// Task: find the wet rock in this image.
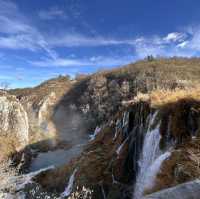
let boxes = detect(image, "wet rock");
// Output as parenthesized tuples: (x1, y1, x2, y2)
(146, 137, 200, 194)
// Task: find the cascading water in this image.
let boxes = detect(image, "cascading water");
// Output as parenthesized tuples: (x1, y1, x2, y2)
(133, 111, 171, 199)
(116, 136, 129, 155)
(0, 166, 55, 193)
(61, 169, 77, 198)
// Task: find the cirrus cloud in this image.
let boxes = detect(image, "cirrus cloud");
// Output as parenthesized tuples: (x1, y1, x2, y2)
(38, 7, 67, 20)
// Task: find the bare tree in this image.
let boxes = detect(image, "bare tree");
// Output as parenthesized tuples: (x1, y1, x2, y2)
(0, 82, 10, 90)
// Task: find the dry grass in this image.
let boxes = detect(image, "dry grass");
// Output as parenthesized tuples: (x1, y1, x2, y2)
(133, 86, 200, 107)
(133, 86, 200, 145)
(0, 135, 21, 161)
(150, 86, 200, 108)
(9, 76, 72, 107)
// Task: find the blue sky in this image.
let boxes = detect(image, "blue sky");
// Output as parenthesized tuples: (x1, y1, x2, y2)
(1, 0, 200, 88)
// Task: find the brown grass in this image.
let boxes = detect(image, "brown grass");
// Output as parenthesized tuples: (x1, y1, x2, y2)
(133, 86, 200, 146)
(150, 87, 200, 108)
(0, 135, 20, 161)
(9, 76, 72, 107)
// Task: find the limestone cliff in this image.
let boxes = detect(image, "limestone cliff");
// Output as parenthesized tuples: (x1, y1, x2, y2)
(1, 58, 200, 199)
(0, 91, 29, 160)
(10, 76, 73, 150)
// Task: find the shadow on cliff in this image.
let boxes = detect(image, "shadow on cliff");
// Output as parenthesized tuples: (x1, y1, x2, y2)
(51, 77, 93, 146)
(154, 98, 200, 148)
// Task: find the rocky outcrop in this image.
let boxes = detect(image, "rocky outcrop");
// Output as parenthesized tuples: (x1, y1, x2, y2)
(2, 59, 200, 198)
(22, 91, 58, 148)
(18, 94, 200, 199)
(10, 76, 73, 150)
(0, 93, 29, 159)
(31, 101, 152, 198)
(144, 137, 200, 195)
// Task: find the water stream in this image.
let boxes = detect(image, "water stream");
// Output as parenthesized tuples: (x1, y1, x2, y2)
(61, 168, 77, 198)
(30, 145, 83, 172)
(133, 112, 171, 199)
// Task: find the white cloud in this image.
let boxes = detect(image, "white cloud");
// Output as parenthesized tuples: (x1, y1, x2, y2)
(30, 27, 200, 67)
(0, 34, 36, 50)
(46, 31, 194, 59)
(163, 32, 186, 43)
(177, 41, 189, 48)
(167, 26, 200, 55)
(38, 7, 67, 20)
(31, 58, 89, 67)
(133, 36, 164, 58)
(1, 0, 200, 69)
(30, 55, 134, 67)
(48, 34, 135, 47)
(0, 0, 58, 59)
(0, 16, 31, 34)
(47, 32, 189, 49)
(0, 1, 30, 34)
(185, 27, 200, 51)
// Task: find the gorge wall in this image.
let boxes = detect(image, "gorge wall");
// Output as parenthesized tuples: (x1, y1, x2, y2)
(1, 58, 200, 198)
(0, 91, 29, 160)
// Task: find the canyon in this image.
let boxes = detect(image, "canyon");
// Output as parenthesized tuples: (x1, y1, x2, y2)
(1, 58, 200, 198)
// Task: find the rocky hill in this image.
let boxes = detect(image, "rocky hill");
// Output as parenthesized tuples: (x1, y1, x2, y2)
(10, 76, 74, 150)
(1, 58, 200, 199)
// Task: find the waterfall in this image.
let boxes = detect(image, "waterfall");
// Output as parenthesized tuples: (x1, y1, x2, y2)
(61, 169, 77, 198)
(101, 184, 107, 199)
(116, 136, 129, 155)
(144, 152, 171, 190)
(89, 126, 101, 141)
(2, 166, 55, 191)
(133, 111, 170, 199)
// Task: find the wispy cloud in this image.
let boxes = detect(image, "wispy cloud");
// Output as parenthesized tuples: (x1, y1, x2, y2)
(30, 55, 134, 67)
(0, 0, 57, 59)
(29, 28, 200, 68)
(2, 0, 200, 71)
(46, 30, 197, 58)
(30, 58, 89, 67)
(0, 0, 31, 34)
(163, 32, 187, 43)
(48, 33, 135, 47)
(38, 7, 67, 20)
(131, 31, 196, 58)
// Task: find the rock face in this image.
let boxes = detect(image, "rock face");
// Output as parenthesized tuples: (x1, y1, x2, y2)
(0, 93, 29, 154)
(7, 89, 200, 199)
(32, 101, 152, 198)
(22, 91, 58, 147)
(10, 76, 73, 150)
(2, 59, 200, 198)
(143, 180, 200, 199)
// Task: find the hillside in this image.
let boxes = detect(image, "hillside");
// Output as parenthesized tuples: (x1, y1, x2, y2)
(10, 76, 73, 104)
(0, 58, 200, 199)
(59, 58, 200, 129)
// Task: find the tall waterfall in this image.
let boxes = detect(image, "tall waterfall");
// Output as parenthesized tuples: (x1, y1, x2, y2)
(133, 112, 170, 199)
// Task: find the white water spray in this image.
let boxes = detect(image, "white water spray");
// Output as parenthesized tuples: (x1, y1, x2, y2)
(3, 166, 55, 191)
(89, 126, 101, 141)
(61, 169, 77, 198)
(116, 136, 129, 155)
(133, 112, 171, 199)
